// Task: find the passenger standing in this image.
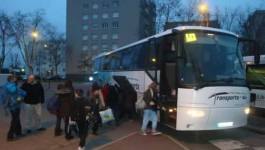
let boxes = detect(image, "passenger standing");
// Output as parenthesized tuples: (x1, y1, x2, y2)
(90, 83, 105, 135)
(141, 82, 161, 135)
(102, 83, 109, 106)
(57, 80, 75, 139)
(54, 84, 64, 136)
(21, 75, 45, 133)
(3, 75, 26, 141)
(120, 88, 137, 120)
(108, 85, 120, 125)
(71, 89, 92, 150)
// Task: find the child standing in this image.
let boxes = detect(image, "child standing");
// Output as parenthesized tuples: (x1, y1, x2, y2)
(71, 89, 92, 150)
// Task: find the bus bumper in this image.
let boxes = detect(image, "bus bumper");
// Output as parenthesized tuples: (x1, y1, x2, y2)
(176, 107, 249, 131)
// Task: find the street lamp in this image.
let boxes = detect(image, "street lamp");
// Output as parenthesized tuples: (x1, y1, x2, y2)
(31, 31, 39, 40)
(198, 3, 209, 27)
(198, 3, 208, 14)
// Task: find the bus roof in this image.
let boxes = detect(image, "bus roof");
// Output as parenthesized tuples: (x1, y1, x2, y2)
(93, 26, 238, 60)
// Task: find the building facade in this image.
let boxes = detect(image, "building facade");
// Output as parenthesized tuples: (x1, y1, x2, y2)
(66, 0, 156, 79)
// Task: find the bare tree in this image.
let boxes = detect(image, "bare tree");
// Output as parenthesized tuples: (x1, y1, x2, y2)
(10, 10, 45, 73)
(179, 0, 199, 22)
(155, 0, 182, 32)
(9, 53, 21, 69)
(0, 11, 13, 70)
(44, 25, 65, 76)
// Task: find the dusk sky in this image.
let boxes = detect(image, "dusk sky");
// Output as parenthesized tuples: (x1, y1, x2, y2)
(0, 0, 264, 33)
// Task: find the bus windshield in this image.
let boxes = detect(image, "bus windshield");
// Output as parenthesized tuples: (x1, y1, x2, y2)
(182, 31, 245, 86)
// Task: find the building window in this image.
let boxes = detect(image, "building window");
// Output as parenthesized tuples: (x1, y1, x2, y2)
(112, 44, 118, 49)
(82, 15, 89, 20)
(92, 4, 99, 9)
(112, 22, 119, 28)
(92, 34, 98, 40)
(102, 44, 108, 49)
(102, 3, 109, 9)
(83, 3, 89, 9)
(112, 34, 119, 39)
(113, 1, 119, 7)
(102, 34, 108, 40)
(82, 45, 88, 51)
(82, 35, 88, 40)
(102, 23, 108, 29)
(113, 12, 119, 18)
(92, 14, 98, 19)
(83, 25, 88, 30)
(102, 13, 109, 19)
(92, 23, 99, 29)
(92, 45, 98, 50)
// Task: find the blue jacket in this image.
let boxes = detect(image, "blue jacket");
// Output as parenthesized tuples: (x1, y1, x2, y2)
(0, 82, 26, 111)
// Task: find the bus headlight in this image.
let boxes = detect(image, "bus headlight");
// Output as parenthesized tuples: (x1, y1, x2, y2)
(244, 107, 250, 115)
(187, 109, 205, 118)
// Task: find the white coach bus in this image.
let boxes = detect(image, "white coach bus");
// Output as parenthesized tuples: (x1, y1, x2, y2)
(92, 26, 250, 131)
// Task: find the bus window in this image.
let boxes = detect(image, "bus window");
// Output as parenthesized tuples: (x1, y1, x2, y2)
(110, 53, 120, 70)
(121, 49, 133, 70)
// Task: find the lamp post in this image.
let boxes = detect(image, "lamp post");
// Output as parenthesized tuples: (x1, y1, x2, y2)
(29, 30, 39, 74)
(198, 3, 209, 27)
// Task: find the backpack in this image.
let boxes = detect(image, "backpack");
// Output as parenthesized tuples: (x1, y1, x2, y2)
(47, 95, 60, 115)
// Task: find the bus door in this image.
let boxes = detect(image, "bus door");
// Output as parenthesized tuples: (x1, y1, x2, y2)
(159, 36, 178, 128)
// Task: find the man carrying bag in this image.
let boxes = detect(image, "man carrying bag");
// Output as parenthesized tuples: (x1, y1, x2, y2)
(141, 82, 161, 136)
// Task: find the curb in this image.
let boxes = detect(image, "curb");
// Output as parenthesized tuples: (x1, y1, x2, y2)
(245, 125, 265, 134)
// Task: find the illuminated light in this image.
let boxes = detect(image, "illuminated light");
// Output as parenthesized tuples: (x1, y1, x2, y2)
(21, 68, 25, 72)
(44, 44, 48, 48)
(31, 31, 39, 39)
(174, 108, 177, 111)
(218, 122, 233, 128)
(185, 33, 197, 43)
(169, 109, 174, 113)
(89, 76, 94, 81)
(198, 3, 208, 14)
(187, 109, 205, 118)
(151, 58, 156, 63)
(207, 33, 214, 36)
(244, 107, 250, 115)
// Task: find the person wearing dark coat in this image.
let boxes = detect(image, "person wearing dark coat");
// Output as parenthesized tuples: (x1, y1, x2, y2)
(56, 80, 75, 140)
(107, 85, 120, 125)
(21, 75, 45, 133)
(54, 84, 64, 136)
(70, 89, 92, 150)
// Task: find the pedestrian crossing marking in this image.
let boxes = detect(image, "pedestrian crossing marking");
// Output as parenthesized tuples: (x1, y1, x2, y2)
(209, 139, 248, 150)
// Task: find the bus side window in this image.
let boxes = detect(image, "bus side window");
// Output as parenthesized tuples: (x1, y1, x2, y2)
(110, 53, 120, 70)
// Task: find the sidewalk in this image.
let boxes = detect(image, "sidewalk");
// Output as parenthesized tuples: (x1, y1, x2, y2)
(246, 115, 265, 134)
(0, 119, 186, 150)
